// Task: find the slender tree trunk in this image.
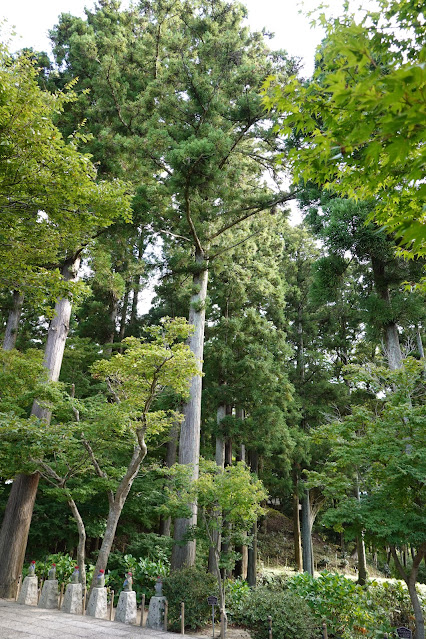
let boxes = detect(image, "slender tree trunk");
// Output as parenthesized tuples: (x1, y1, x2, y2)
(0, 257, 80, 598)
(416, 327, 424, 359)
(208, 406, 226, 574)
(247, 450, 258, 587)
(159, 418, 180, 537)
(171, 252, 208, 570)
(391, 543, 426, 639)
(234, 411, 248, 579)
(3, 291, 24, 350)
(90, 440, 147, 591)
(293, 470, 303, 572)
(301, 489, 313, 575)
(118, 284, 131, 345)
(68, 498, 87, 590)
(354, 480, 368, 585)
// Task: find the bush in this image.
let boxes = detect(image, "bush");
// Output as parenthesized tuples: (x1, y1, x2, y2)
(286, 571, 407, 639)
(232, 585, 319, 639)
(23, 553, 77, 584)
(107, 552, 169, 604)
(162, 566, 217, 631)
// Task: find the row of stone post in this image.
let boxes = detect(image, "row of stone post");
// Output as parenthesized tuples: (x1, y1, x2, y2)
(17, 562, 166, 628)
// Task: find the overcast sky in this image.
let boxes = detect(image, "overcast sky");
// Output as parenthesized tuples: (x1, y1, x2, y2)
(2, 0, 352, 76)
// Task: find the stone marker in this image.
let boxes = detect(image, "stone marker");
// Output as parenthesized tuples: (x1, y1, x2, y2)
(115, 574, 137, 625)
(146, 579, 166, 631)
(396, 628, 412, 639)
(62, 567, 83, 615)
(17, 561, 38, 606)
(87, 569, 108, 619)
(38, 564, 58, 609)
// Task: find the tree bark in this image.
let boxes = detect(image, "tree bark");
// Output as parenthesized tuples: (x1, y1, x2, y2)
(293, 473, 303, 572)
(354, 479, 368, 585)
(0, 257, 80, 598)
(118, 283, 131, 345)
(416, 327, 424, 359)
(68, 498, 87, 590)
(3, 291, 24, 351)
(371, 256, 403, 370)
(208, 406, 226, 574)
(247, 450, 258, 587)
(171, 252, 208, 570)
(90, 438, 147, 591)
(301, 489, 314, 575)
(391, 543, 426, 639)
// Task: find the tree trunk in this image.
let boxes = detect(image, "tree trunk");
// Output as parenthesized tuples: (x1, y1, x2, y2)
(118, 284, 131, 345)
(301, 489, 313, 575)
(32, 257, 81, 421)
(90, 440, 147, 590)
(3, 291, 24, 350)
(416, 327, 424, 359)
(208, 406, 226, 574)
(159, 418, 180, 537)
(371, 256, 403, 370)
(68, 498, 87, 590)
(0, 257, 80, 598)
(171, 253, 208, 570)
(293, 471, 303, 572)
(391, 543, 426, 639)
(354, 480, 368, 585)
(247, 450, 258, 587)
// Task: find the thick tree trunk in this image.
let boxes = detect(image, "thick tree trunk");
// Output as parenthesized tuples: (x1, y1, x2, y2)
(391, 544, 426, 639)
(171, 253, 208, 570)
(68, 498, 87, 590)
(293, 481, 303, 572)
(371, 256, 403, 371)
(0, 474, 39, 598)
(301, 489, 314, 575)
(159, 418, 180, 537)
(3, 291, 24, 350)
(0, 257, 80, 598)
(32, 258, 81, 421)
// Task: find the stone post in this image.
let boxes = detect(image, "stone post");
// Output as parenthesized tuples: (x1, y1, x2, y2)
(86, 569, 108, 619)
(38, 564, 58, 609)
(17, 561, 38, 606)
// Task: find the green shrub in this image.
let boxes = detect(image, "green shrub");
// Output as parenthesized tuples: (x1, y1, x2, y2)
(286, 571, 396, 638)
(107, 552, 169, 604)
(233, 585, 319, 639)
(162, 566, 217, 631)
(23, 553, 77, 584)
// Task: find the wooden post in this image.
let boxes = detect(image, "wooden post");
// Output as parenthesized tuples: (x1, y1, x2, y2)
(15, 575, 22, 601)
(322, 621, 328, 639)
(181, 601, 185, 634)
(268, 615, 272, 639)
(164, 600, 168, 631)
(109, 590, 114, 621)
(140, 594, 145, 626)
(58, 583, 65, 609)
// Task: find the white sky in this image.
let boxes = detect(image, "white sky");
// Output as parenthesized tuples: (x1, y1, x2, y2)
(1, 0, 352, 76)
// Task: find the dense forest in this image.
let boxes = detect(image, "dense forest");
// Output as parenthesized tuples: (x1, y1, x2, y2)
(0, 1, 425, 638)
